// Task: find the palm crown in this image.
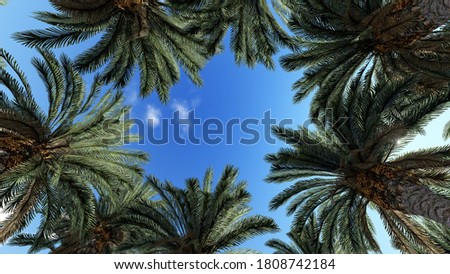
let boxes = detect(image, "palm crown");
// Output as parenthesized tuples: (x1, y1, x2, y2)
(266, 76, 450, 253)
(278, 0, 450, 118)
(0, 49, 147, 245)
(121, 166, 279, 254)
(13, 0, 212, 103)
(10, 184, 152, 254)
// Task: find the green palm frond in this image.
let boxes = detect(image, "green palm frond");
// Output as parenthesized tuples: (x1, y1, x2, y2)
(377, 209, 443, 254)
(120, 166, 279, 254)
(444, 120, 450, 140)
(13, 0, 211, 103)
(0, 49, 148, 244)
(266, 214, 327, 254)
(420, 218, 450, 253)
(172, 0, 295, 69)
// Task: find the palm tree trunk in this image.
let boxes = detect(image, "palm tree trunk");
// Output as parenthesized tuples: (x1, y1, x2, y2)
(354, 165, 450, 228)
(397, 181, 450, 228)
(416, 0, 450, 27)
(0, 137, 35, 172)
(50, 0, 111, 11)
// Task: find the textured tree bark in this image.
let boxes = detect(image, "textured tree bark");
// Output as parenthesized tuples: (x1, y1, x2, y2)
(50, 0, 111, 11)
(0, 137, 35, 172)
(397, 182, 450, 228)
(416, 0, 450, 27)
(352, 165, 450, 228)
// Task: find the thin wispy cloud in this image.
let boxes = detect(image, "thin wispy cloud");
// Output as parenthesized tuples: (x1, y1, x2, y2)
(171, 98, 201, 117)
(170, 100, 198, 137)
(171, 100, 190, 119)
(146, 104, 162, 127)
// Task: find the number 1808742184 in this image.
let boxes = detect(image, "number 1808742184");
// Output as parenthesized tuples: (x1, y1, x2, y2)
(256, 258, 336, 270)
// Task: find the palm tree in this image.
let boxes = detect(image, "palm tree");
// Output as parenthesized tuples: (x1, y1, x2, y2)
(121, 166, 279, 253)
(278, 0, 450, 118)
(13, 0, 212, 103)
(0, 49, 147, 244)
(266, 76, 450, 253)
(172, 0, 295, 69)
(9, 184, 152, 254)
(266, 214, 329, 254)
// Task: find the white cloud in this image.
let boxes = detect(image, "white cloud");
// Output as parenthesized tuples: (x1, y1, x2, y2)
(171, 100, 193, 137)
(146, 105, 162, 127)
(171, 100, 190, 119)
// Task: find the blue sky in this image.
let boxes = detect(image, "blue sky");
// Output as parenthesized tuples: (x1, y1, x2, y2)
(1, 0, 450, 254)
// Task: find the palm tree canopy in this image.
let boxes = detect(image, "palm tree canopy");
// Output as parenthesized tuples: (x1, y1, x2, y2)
(0, 49, 147, 245)
(278, 0, 450, 118)
(173, 0, 296, 69)
(9, 184, 153, 254)
(13, 0, 212, 103)
(121, 165, 279, 254)
(266, 76, 450, 253)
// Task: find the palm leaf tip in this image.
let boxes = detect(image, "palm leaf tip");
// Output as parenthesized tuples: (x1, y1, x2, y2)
(443, 120, 450, 140)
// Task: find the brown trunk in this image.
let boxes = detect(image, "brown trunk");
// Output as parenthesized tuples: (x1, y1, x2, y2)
(362, 1, 435, 53)
(352, 164, 450, 228)
(0, 136, 70, 173)
(0, 137, 35, 172)
(353, 164, 403, 210)
(415, 0, 450, 27)
(93, 221, 111, 253)
(115, 0, 150, 38)
(115, 0, 145, 10)
(398, 182, 450, 228)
